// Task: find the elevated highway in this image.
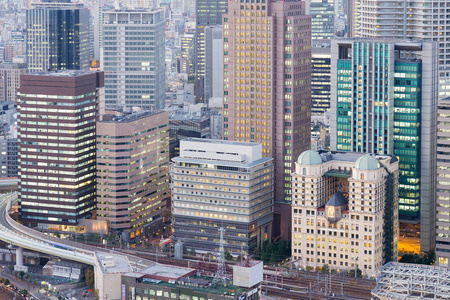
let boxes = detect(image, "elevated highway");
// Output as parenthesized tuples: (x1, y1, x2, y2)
(0, 193, 152, 268)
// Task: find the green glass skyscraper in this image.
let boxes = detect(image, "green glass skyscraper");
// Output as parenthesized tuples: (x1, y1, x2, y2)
(330, 40, 438, 252)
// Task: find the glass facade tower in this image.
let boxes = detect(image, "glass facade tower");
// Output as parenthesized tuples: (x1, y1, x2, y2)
(26, 1, 90, 73)
(330, 40, 438, 252)
(195, 0, 228, 102)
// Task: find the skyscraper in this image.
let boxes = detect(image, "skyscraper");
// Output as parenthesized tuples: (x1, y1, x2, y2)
(353, 0, 450, 98)
(204, 25, 223, 106)
(222, 0, 311, 240)
(26, 0, 90, 73)
(0, 63, 26, 103)
(195, 0, 228, 102)
(311, 46, 331, 115)
(305, 0, 335, 40)
(18, 70, 104, 228)
(330, 39, 438, 252)
(96, 110, 170, 238)
(437, 96, 450, 266)
(102, 10, 165, 110)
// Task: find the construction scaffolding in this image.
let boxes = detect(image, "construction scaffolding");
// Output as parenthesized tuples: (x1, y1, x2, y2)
(372, 262, 450, 300)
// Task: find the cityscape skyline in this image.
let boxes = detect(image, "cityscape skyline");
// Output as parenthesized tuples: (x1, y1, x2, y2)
(0, 0, 447, 298)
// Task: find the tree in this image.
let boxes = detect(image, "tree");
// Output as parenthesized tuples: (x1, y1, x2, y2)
(224, 251, 233, 261)
(19, 270, 25, 281)
(85, 266, 95, 288)
(8, 265, 13, 274)
(20, 289, 27, 297)
(321, 264, 330, 274)
(253, 247, 261, 260)
(4, 278, 9, 286)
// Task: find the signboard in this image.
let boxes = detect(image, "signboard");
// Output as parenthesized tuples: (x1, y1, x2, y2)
(122, 284, 126, 300)
(239, 295, 246, 300)
(247, 288, 258, 296)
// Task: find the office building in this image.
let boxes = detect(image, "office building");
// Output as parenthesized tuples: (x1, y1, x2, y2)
(17, 70, 104, 229)
(437, 96, 450, 266)
(96, 110, 170, 238)
(354, 0, 450, 98)
(102, 10, 165, 110)
(330, 39, 438, 252)
(26, 0, 90, 73)
(180, 33, 195, 76)
(121, 262, 261, 300)
(171, 138, 273, 255)
(311, 46, 331, 115)
(292, 151, 399, 277)
(167, 105, 211, 158)
(305, 0, 335, 40)
(0, 138, 18, 178)
(204, 25, 223, 106)
(195, 0, 228, 102)
(222, 0, 311, 240)
(0, 63, 26, 103)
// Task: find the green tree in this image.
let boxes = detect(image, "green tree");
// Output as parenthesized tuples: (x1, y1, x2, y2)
(224, 251, 233, 261)
(253, 247, 261, 260)
(19, 270, 25, 281)
(85, 266, 95, 288)
(321, 264, 330, 274)
(4, 278, 9, 285)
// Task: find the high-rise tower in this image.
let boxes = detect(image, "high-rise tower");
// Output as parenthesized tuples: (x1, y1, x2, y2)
(330, 39, 438, 252)
(195, 0, 228, 102)
(354, 0, 450, 99)
(101, 10, 165, 110)
(18, 70, 104, 228)
(26, 0, 90, 73)
(222, 0, 311, 240)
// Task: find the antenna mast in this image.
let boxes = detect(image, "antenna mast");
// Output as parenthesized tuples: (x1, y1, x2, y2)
(212, 227, 228, 285)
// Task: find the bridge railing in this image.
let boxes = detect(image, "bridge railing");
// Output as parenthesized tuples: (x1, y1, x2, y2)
(5, 194, 98, 253)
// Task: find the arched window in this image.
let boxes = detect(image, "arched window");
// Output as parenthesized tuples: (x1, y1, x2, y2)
(361, 174, 364, 180)
(303, 168, 306, 175)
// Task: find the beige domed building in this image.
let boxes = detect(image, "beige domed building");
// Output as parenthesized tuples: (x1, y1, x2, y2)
(291, 151, 399, 277)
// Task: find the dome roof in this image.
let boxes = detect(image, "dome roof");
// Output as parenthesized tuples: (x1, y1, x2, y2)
(326, 191, 348, 207)
(354, 154, 380, 170)
(297, 150, 322, 165)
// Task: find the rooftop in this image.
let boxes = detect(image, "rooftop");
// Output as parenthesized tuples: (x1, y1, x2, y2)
(124, 274, 248, 298)
(94, 252, 133, 275)
(138, 264, 195, 280)
(101, 110, 165, 124)
(29, 70, 96, 77)
(184, 138, 260, 147)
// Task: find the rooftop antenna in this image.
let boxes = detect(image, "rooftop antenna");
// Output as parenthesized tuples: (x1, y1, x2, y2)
(211, 227, 228, 286)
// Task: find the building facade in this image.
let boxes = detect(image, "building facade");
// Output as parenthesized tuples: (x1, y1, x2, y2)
(354, 0, 450, 98)
(0, 138, 18, 178)
(204, 25, 223, 106)
(171, 138, 273, 255)
(311, 46, 331, 116)
(437, 96, 450, 266)
(330, 39, 438, 252)
(0, 63, 26, 103)
(180, 33, 195, 76)
(305, 0, 335, 40)
(195, 0, 228, 102)
(222, 0, 311, 240)
(292, 151, 399, 277)
(102, 10, 165, 110)
(26, 0, 90, 73)
(96, 110, 170, 238)
(17, 70, 104, 228)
